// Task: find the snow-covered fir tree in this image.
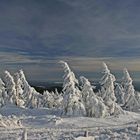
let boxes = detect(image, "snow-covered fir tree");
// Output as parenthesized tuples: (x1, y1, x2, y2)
(122, 68, 139, 111)
(4, 71, 17, 105)
(14, 72, 25, 107)
(43, 90, 55, 108)
(60, 61, 86, 116)
(135, 91, 140, 106)
(114, 83, 125, 105)
(43, 89, 63, 109)
(80, 76, 107, 117)
(18, 70, 43, 108)
(100, 63, 124, 115)
(0, 78, 6, 107)
(80, 76, 94, 104)
(122, 68, 135, 102)
(53, 89, 63, 108)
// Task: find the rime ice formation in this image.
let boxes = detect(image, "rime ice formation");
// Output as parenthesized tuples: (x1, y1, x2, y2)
(4, 71, 17, 105)
(114, 83, 125, 105)
(100, 63, 124, 115)
(80, 76, 107, 117)
(60, 61, 86, 117)
(18, 70, 43, 108)
(0, 78, 6, 107)
(122, 68, 139, 111)
(14, 72, 25, 107)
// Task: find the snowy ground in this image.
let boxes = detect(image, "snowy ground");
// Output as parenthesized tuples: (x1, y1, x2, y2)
(0, 105, 140, 140)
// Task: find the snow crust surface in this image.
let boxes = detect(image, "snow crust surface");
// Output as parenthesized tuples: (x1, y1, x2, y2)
(0, 105, 140, 139)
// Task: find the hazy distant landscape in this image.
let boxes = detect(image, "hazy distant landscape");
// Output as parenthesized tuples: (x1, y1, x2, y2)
(32, 80, 140, 94)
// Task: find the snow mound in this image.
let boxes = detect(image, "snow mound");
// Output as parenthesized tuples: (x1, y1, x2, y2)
(75, 136, 94, 140)
(0, 115, 22, 128)
(49, 117, 63, 125)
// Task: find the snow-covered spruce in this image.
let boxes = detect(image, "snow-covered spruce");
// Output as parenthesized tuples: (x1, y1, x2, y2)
(18, 70, 43, 108)
(43, 90, 53, 108)
(122, 68, 139, 111)
(53, 89, 63, 108)
(114, 83, 125, 105)
(43, 89, 63, 108)
(14, 72, 25, 107)
(135, 91, 140, 106)
(4, 71, 17, 105)
(60, 61, 86, 117)
(80, 76, 107, 117)
(99, 63, 124, 115)
(0, 78, 6, 107)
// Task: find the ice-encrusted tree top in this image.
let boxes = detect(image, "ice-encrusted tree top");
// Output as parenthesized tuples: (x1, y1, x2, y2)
(14, 72, 25, 107)
(122, 68, 135, 102)
(122, 68, 133, 86)
(121, 68, 139, 110)
(4, 71, 16, 90)
(0, 78, 6, 107)
(18, 70, 31, 101)
(18, 70, 29, 89)
(102, 62, 110, 74)
(0, 78, 6, 97)
(0, 78, 5, 88)
(59, 61, 79, 96)
(100, 62, 116, 102)
(60, 61, 78, 84)
(4, 71, 17, 105)
(14, 72, 23, 95)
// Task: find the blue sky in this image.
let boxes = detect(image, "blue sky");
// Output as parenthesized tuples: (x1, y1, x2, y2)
(1, 0, 140, 82)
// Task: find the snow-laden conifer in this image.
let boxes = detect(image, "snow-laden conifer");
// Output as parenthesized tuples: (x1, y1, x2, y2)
(43, 90, 55, 108)
(60, 61, 86, 116)
(80, 76, 107, 117)
(18, 70, 43, 108)
(0, 78, 6, 107)
(53, 89, 63, 108)
(114, 83, 125, 105)
(100, 63, 124, 115)
(122, 68, 135, 102)
(4, 71, 17, 105)
(122, 68, 139, 111)
(14, 72, 25, 107)
(43, 89, 63, 108)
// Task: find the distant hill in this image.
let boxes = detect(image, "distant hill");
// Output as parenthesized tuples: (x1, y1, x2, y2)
(31, 81, 140, 94)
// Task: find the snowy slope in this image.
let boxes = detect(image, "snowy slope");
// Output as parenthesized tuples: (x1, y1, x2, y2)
(0, 105, 140, 139)
(0, 63, 140, 139)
